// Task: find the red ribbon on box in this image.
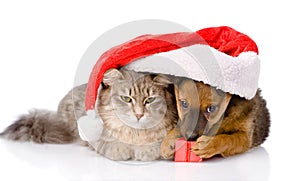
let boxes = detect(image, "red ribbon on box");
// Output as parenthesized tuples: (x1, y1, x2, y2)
(174, 138, 203, 162)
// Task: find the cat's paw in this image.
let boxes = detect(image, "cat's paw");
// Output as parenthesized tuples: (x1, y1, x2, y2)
(192, 135, 221, 158)
(102, 142, 133, 161)
(160, 138, 176, 159)
(134, 144, 161, 161)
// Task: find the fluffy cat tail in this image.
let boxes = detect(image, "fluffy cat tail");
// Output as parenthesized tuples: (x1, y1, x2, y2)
(0, 109, 78, 144)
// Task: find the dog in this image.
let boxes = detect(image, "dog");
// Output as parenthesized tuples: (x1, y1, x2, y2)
(160, 78, 270, 159)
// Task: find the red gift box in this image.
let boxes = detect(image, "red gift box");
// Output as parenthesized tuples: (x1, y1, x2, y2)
(174, 138, 203, 162)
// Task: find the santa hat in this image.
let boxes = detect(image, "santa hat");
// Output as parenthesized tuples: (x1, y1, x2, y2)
(78, 26, 260, 144)
(85, 26, 259, 111)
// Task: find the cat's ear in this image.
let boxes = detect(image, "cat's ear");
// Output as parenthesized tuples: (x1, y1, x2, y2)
(103, 69, 124, 86)
(153, 74, 172, 87)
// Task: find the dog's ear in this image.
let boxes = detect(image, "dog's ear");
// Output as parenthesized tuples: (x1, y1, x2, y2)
(103, 68, 124, 86)
(153, 74, 172, 87)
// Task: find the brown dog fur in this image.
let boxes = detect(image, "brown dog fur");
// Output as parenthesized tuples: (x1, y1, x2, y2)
(161, 79, 270, 159)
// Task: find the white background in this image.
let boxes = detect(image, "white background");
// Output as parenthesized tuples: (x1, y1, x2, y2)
(0, 0, 299, 180)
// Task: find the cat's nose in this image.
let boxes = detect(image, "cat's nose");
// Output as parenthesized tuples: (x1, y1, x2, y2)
(136, 114, 144, 120)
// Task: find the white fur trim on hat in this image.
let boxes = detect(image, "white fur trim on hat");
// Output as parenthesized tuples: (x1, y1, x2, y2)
(124, 44, 260, 99)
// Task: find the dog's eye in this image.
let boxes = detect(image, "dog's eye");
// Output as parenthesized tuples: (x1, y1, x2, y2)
(180, 100, 189, 109)
(207, 105, 216, 113)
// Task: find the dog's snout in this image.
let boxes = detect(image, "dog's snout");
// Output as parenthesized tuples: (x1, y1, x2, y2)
(183, 132, 198, 141)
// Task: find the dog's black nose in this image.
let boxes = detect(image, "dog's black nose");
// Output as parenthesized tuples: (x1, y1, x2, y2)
(185, 133, 198, 141)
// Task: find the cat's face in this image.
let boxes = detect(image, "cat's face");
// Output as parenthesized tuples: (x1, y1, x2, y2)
(99, 69, 172, 129)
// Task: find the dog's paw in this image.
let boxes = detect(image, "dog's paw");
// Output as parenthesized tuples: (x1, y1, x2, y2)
(160, 138, 176, 159)
(192, 135, 222, 158)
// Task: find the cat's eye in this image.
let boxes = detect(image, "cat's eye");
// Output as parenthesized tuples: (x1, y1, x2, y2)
(121, 96, 132, 103)
(145, 97, 155, 104)
(207, 105, 217, 113)
(180, 100, 189, 110)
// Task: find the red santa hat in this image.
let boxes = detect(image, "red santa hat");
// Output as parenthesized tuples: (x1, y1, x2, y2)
(85, 26, 259, 111)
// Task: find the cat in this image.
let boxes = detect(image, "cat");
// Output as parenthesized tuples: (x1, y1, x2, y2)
(95, 69, 178, 161)
(160, 79, 270, 159)
(0, 68, 178, 161)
